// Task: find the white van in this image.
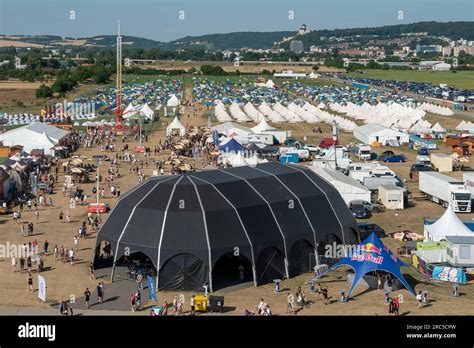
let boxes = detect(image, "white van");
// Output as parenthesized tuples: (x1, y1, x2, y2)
(346, 162, 396, 183)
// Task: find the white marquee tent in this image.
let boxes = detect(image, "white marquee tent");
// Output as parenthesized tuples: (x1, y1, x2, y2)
(139, 104, 155, 121)
(353, 123, 409, 146)
(424, 205, 474, 242)
(166, 94, 180, 107)
(252, 118, 276, 133)
(166, 116, 186, 137)
(0, 122, 69, 154)
(312, 167, 371, 204)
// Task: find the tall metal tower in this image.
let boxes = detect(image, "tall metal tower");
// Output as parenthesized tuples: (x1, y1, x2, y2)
(115, 20, 123, 130)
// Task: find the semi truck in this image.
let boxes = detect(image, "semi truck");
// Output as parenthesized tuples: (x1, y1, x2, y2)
(419, 172, 471, 212)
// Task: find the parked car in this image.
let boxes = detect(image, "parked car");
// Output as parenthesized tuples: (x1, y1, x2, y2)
(284, 138, 305, 149)
(382, 154, 406, 163)
(349, 202, 372, 219)
(418, 147, 430, 156)
(319, 138, 339, 148)
(358, 223, 386, 239)
(410, 163, 433, 172)
(349, 199, 383, 213)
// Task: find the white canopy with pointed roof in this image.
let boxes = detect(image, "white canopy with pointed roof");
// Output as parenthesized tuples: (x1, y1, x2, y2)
(251, 118, 276, 133)
(140, 103, 155, 121)
(167, 94, 180, 107)
(265, 79, 275, 88)
(424, 205, 474, 242)
(166, 116, 186, 137)
(122, 103, 137, 119)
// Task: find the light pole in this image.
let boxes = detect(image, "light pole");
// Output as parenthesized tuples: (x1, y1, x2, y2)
(129, 113, 145, 149)
(96, 159, 101, 205)
(332, 120, 339, 169)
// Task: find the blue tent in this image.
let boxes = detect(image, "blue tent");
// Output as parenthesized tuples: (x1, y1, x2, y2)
(328, 232, 416, 298)
(219, 138, 247, 153)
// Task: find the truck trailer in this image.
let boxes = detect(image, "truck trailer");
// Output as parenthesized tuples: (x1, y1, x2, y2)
(419, 172, 471, 212)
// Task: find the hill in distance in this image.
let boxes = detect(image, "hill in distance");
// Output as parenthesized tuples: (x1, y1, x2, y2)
(1, 21, 472, 50)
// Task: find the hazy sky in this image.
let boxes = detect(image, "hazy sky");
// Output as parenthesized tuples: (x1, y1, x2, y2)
(0, 0, 473, 41)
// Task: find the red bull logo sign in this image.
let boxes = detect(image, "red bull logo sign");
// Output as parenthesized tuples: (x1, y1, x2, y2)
(352, 243, 384, 264)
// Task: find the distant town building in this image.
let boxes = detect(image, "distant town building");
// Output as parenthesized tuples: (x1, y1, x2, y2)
(298, 24, 310, 36)
(339, 47, 385, 58)
(442, 46, 452, 57)
(309, 45, 331, 53)
(419, 61, 451, 71)
(273, 70, 307, 79)
(290, 40, 304, 53)
(453, 45, 474, 57)
(416, 44, 442, 53)
(432, 62, 452, 71)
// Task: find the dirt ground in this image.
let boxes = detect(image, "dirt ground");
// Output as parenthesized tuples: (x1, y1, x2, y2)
(0, 40, 45, 48)
(1, 91, 474, 315)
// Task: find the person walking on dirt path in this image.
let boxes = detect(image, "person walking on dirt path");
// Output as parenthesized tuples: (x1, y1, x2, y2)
(34, 210, 39, 224)
(27, 273, 33, 292)
(26, 256, 32, 273)
(287, 293, 295, 314)
(69, 248, 75, 265)
(11, 256, 16, 272)
(97, 282, 104, 303)
(84, 288, 91, 309)
(89, 263, 96, 280)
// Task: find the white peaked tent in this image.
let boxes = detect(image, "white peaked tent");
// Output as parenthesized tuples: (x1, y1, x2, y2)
(424, 205, 474, 242)
(431, 122, 446, 133)
(122, 103, 137, 118)
(265, 79, 275, 88)
(167, 94, 180, 107)
(36, 132, 56, 155)
(166, 116, 186, 137)
(456, 121, 467, 131)
(252, 118, 276, 133)
(140, 104, 155, 121)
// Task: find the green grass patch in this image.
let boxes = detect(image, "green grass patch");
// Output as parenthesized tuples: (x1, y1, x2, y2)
(346, 69, 474, 89)
(123, 74, 182, 84)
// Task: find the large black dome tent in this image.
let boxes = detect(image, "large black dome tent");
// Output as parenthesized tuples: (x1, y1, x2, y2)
(93, 162, 359, 291)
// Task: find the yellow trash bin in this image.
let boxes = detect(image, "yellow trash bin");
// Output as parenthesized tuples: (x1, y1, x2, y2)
(194, 296, 208, 312)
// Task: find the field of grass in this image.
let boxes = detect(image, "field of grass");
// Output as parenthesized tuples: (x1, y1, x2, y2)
(123, 74, 182, 84)
(346, 69, 474, 89)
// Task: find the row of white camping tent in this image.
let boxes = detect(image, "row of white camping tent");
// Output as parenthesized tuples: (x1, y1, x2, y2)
(214, 101, 357, 131)
(418, 102, 455, 116)
(330, 102, 427, 131)
(301, 102, 357, 131)
(407, 120, 447, 135)
(456, 121, 474, 132)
